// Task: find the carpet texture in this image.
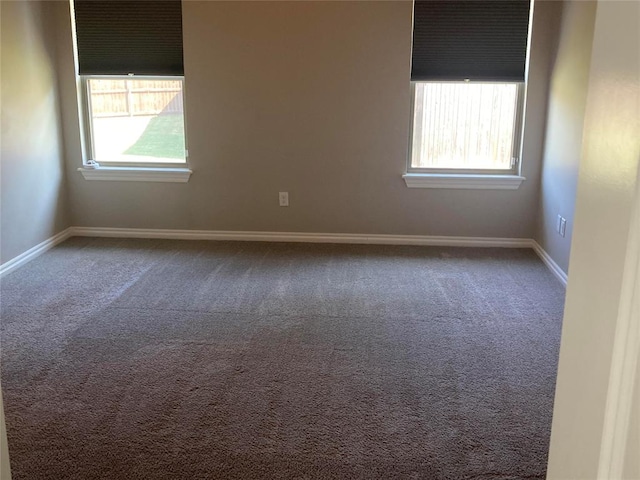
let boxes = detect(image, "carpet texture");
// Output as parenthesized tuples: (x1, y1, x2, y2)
(0, 238, 565, 479)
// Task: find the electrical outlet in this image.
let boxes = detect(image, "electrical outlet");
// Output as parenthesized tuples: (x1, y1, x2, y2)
(556, 214, 567, 237)
(279, 192, 289, 207)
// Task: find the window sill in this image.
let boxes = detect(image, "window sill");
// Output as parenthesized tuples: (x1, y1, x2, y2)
(78, 166, 192, 183)
(402, 173, 525, 190)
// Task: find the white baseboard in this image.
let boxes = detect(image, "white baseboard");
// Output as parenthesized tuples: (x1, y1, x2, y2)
(70, 227, 533, 248)
(1, 227, 565, 283)
(0, 228, 73, 278)
(532, 240, 568, 286)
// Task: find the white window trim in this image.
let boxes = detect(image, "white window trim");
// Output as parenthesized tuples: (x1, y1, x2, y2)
(78, 166, 192, 183)
(79, 75, 191, 182)
(402, 173, 525, 190)
(405, 81, 526, 190)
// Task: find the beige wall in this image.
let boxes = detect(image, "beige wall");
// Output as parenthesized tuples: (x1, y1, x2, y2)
(624, 354, 640, 478)
(535, 1, 596, 274)
(547, 0, 640, 477)
(55, 0, 559, 238)
(0, 1, 69, 264)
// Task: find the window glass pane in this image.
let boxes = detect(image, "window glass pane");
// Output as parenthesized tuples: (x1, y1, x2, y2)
(411, 82, 518, 170)
(88, 78, 186, 163)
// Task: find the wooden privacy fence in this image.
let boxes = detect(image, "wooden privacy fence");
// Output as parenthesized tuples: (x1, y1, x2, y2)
(89, 79, 183, 117)
(411, 82, 518, 170)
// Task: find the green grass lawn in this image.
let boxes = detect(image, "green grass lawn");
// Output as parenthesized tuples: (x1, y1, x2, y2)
(125, 113, 185, 160)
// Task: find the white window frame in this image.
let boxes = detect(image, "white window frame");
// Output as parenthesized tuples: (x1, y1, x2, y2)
(78, 74, 192, 182)
(403, 81, 527, 190)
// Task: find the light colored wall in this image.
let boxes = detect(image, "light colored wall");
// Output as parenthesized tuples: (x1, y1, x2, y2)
(623, 354, 640, 478)
(55, 0, 559, 238)
(0, 1, 69, 264)
(535, 0, 596, 274)
(546, 0, 640, 477)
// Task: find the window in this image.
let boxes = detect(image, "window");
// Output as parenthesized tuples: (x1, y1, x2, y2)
(406, 0, 531, 188)
(410, 81, 524, 173)
(84, 77, 186, 165)
(73, 0, 190, 181)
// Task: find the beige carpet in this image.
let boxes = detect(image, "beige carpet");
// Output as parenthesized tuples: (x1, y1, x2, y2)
(0, 237, 565, 479)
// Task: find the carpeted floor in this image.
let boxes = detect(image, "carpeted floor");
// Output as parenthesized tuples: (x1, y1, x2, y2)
(0, 237, 565, 479)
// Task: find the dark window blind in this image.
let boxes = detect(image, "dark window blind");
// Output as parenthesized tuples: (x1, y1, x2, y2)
(411, 0, 531, 82)
(74, 0, 184, 76)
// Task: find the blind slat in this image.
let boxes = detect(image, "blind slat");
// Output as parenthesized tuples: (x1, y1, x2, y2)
(74, 0, 184, 76)
(411, 0, 531, 82)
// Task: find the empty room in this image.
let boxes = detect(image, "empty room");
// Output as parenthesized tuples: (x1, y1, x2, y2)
(1, 0, 638, 479)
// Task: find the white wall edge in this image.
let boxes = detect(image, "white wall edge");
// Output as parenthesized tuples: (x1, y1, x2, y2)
(77, 167, 192, 183)
(597, 173, 640, 479)
(532, 240, 568, 286)
(0, 228, 73, 278)
(70, 227, 532, 248)
(402, 174, 526, 190)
